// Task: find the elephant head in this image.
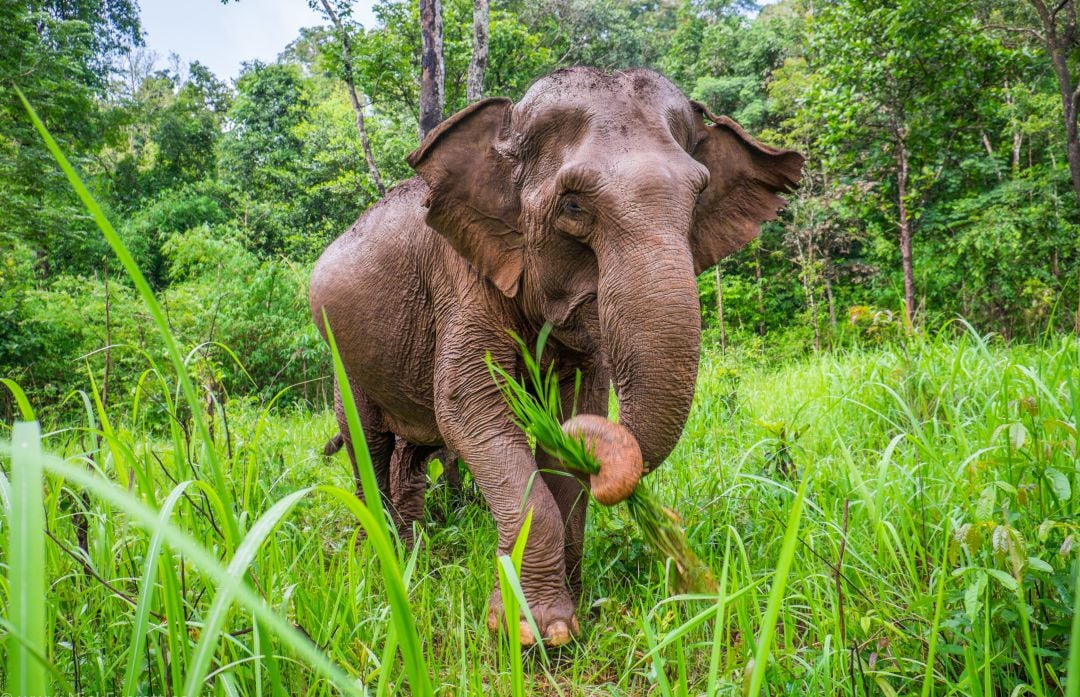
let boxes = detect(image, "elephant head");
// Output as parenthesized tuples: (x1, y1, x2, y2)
(408, 67, 803, 471)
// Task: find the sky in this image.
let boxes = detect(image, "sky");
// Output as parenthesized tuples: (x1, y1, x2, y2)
(139, 0, 378, 82)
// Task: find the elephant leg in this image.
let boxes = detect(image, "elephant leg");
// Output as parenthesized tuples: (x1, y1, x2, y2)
(435, 344, 577, 647)
(426, 447, 460, 494)
(445, 455, 463, 493)
(538, 466, 587, 603)
(333, 375, 393, 509)
(434, 450, 481, 507)
(538, 361, 610, 604)
(389, 439, 437, 545)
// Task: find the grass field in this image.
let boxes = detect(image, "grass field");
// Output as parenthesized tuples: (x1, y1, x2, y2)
(4, 93, 1080, 696)
(3, 327, 1080, 695)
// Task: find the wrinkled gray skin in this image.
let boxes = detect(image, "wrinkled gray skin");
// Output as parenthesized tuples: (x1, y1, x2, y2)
(310, 67, 802, 645)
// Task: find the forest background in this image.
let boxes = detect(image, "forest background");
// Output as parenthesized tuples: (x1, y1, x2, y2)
(3, 0, 1079, 418)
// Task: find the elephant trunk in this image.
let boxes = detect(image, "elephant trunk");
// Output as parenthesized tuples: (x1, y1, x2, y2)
(562, 414, 643, 505)
(596, 232, 702, 471)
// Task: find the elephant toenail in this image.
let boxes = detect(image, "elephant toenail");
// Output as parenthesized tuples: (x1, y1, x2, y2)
(486, 610, 499, 633)
(570, 615, 580, 635)
(519, 619, 537, 646)
(545, 620, 571, 647)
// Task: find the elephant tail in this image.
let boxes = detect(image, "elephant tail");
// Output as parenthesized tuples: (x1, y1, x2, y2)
(323, 432, 345, 456)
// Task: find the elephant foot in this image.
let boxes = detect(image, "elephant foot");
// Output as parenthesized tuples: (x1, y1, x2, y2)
(486, 588, 580, 647)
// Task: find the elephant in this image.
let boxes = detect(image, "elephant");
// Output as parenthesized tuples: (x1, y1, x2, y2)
(309, 66, 802, 646)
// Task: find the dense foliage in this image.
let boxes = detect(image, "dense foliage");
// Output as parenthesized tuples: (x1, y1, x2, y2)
(2, 0, 1079, 405)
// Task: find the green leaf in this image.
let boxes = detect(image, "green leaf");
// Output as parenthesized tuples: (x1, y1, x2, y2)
(964, 570, 987, 622)
(1027, 557, 1053, 574)
(746, 475, 809, 697)
(985, 568, 1018, 592)
(184, 488, 314, 695)
(1045, 468, 1071, 502)
(123, 481, 197, 697)
(976, 484, 996, 521)
(321, 312, 432, 696)
(1009, 422, 1027, 450)
(0, 380, 35, 422)
(1068, 559, 1080, 697)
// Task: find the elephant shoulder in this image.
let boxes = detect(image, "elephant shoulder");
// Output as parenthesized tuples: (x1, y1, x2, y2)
(348, 176, 431, 240)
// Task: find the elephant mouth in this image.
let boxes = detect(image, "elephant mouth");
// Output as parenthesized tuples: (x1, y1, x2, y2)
(548, 290, 599, 353)
(567, 291, 597, 316)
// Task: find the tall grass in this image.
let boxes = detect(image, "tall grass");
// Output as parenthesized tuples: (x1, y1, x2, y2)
(2, 90, 1079, 695)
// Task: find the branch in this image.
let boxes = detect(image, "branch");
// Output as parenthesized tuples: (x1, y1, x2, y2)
(45, 527, 167, 621)
(319, 0, 387, 195)
(984, 23, 1046, 44)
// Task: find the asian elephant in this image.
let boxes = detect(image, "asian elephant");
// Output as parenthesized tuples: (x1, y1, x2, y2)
(309, 67, 802, 646)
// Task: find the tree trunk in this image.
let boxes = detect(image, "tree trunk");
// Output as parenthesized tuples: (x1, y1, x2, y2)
(319, 0, 386, 196)
(715, 264, 727, 355)
(754, 245, 766, 337)
(1006, 81, 1023, 174)
(981, 131, 1002, 180)
(1028, 0, 1080, 206)
(824, 272, 837, 348)
(896, 142, 916, 329)
(419, 0, 445, 138)
(467, 0, 489, 102)
(803, 268, 820, 352)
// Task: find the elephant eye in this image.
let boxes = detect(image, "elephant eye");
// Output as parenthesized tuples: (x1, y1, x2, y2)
(555, 194, 592, 239)
(561, 198, 583, 216)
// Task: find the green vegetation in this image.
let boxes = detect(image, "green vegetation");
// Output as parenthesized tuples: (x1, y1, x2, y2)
(4, 0, 1080, 694)
(5, 306, 1080, 692)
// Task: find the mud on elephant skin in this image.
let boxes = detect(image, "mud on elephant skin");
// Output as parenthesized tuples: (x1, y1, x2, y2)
(310, 66, 802, 646)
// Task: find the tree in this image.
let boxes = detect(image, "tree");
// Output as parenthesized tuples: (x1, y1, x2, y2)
(0, 0, 141, 276)
(468, 0, 490, 101)
(516, 0, 676, 70)
(989, 0, 1080, 208)
(314, 0, 386, 195)
(661, 0, 796, 132)
(808, 0, 1003, 326)
(419, 0, 445, 136)
(217, 61, 311, 255)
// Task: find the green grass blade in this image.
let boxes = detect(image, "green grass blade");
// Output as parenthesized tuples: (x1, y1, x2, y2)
(122, 480, 196, 697)
(707, 537, 733, 697)
(320, 312, 433, 696)
(6, 421, 48, 697)
(496, 507, 547, 680)
(184, 487, 314, 695)
(317, 485, 433, 696)
(0, 379, 36, 422)
(1067, 558, 1080, 697)
(321, 311, 380, 517)
(745, 475, 808, 697)
(497, 555, 525, 695)
(920, 521, 951, 697)
(0, 440, 364, 697)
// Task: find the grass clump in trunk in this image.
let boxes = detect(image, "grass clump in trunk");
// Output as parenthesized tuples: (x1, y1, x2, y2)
(486, 325, 717, 593)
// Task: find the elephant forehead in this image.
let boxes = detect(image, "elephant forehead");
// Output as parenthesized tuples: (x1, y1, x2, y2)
(514, 67, 690, 133)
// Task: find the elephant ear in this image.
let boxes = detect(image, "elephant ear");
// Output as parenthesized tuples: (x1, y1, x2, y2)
(407, 98, 524, 297)
(688, 101, 804, 275)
